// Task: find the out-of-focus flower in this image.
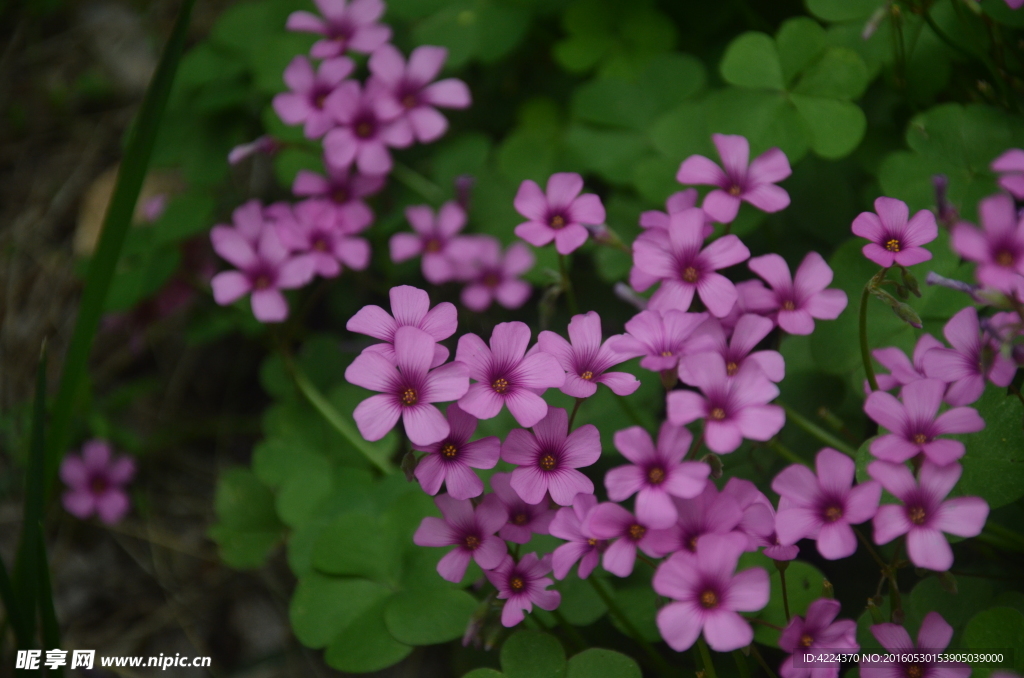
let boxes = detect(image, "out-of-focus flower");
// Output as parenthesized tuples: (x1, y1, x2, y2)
(275, 199, 370, 278)
(922, 306, 1017, 406)
(951, 193, 1024, 294)
(513, 173, 606, 255)
(323, 81, 413, 175)
(390, 202, 470, 284)
(286, 0, 391, 58)
(991, 148, 1024, 198)
(413, 493, 507, 582)
(346, 285, 457, 367)
(609, 309, 707, 373)
(273, 55, 355, 138)
(60, 440, 135, 524)
(779, 598, 858, 678)
(455, 237, 534, 312)
(861, 612, 969, 678)
(680, 314, 785, 384)
(490, 472, 555, 544)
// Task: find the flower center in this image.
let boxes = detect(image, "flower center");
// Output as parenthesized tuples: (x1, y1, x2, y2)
(800, 633, 814, 648)
(710, 407, 726, 420)
(312, 237, 329, 252)
(89, 476, 109, 494)
(539, 454, 557, 471)
(580, 370, 594, 380)
(483, 271, 502, 288)
(425, 238, 442, 253)
(401, 388, 418, 406)
(510, 576, 525, 591)
(492, 378, 510, 394)
(908, 505, 927, 525)
(682, 266, 699, 283)
(401, 93, 418, 109)
(699, 590, 718, 609)
(549, 214, 566, 229)
(647, 466, 666, 484)
(313, 92, 328, 109)
(464, 535, 481, 550)
(726, 361, 739, 376)
(913, 433, 928, 445)
(355, 121, 374, 139)
(995, 249, 1015, 267)
(331, 188, 349, 204)
(660, 350, 673, 357)
(728, 184, 742, 196)
(782, 300, 796, 311)
(254, 274, 272, 290)
(688, 535, 699, 552)
(824, 505, 843, 523)
(441, 444, 458, 459)
(906, 665, 923, 678)
(587, 538, 598, 547)
(512, 512, 529, 526)
(885, 238, 901, 252)
(628, 523, 646, 541)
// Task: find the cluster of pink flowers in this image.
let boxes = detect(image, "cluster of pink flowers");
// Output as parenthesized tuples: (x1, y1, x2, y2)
(210, 0, 472, 322)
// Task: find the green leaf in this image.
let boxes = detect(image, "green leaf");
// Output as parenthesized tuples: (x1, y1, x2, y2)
(963, 607, 1024, 676)
(720, 32, 784, 91)
(384, 588, 479, 645)
(311, 512, 400, 583)
(793, 47, 869, 100)
(564, 125, 649, 185)
(609, 584, 661, 642)
(324, 596, 413, 673)
(775, 17, 827, 85)
(806, 0, 882, 22)
(950, 385, 1024, 510)
(566, 649, 641, 678)
(550, 571, 607, 626)
(150, 190, 215, 245)
(464, 670, 505, 678)
(905, 575, 994, 636)
(289, 572, 392, 649)
(276, 457, 334, 528)
(209, 468, 286, 569)
(704, 88, 809, 163)
(980, 0, 1024, 27)
(500, 630, 567, 678)
(790, 94, 866, 159)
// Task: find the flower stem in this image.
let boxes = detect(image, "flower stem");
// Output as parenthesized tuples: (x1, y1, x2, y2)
(687, 426, 705, 461)
(696, 637, 718, 678)
(391, 161, 446, 204)
(767, 439, 806, 466)
(568, 397, 585, 430)
(779, 403, 859, 457)
(551, 608, 587, 652)
(588, 577, 674, 678)
(854, 526, 887, 570)
(749, 644, 780, 678)
(860, 284, 880, 392)
(776, 561, 791, 622)
(558, 253, 580, 315)
(733, 650, 752, 678)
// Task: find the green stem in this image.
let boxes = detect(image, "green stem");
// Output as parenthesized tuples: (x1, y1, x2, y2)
(749, 644, 780, 678)
(687, 426, 705, 461)
(767, 439, 806, 466)
(860, 285, 880, 392)
(568, 397, 585, 430)
(558, 254, 580, 315)
(616, 394, 646, 428)
(551, 609, 587, 652)
(588, 578, 674, 678)
(983, 523, 1024, 551)
(854, 526, 888, 570)
(696, 637, 718, 678)
(777, 563, 791, 623)
(779, 403, 859, 457)
(390, 161, 446, 204)
(733, 650, 752, 678)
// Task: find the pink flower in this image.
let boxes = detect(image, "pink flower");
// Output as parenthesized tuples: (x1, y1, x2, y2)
(292, 162, 383, 225)
(604, 423, 709, 529)
(389, 202, 469, 284)
(721, 477, 795, 558)
(456, 321, 564, 428)
(346, 285, 457, 368)
(870, 334, 944, 393)
(861, 612, 968, 678)
(286, 0, 391, 58)
(273, 55, 354, 138)
(639, 189, 713, 237)
(587, 503, 675, 577)
(667, 353, 785, 454)
(952, 193, 1024, 293)
(323, 81, 413, 175)
(653, 532, 770, 652)
(513, 173, 606, 255)
(344, 326, 469, 446)
(501, 407, 600, 506)
(864, 378, 985, 465)
(549, 493, 605, 579)
(456, 237, 534, 312)
(485, 553, 561, 627)
(211, 200, 267, 244)
(992, 148, 1024, 199)
(538, 311, 641, 398)
(275, 199, 370, 278)
(228, 135, 278, 165)
(632, 207, 751, 317)
(869, 460, 988, 571)
(369, 44, 471, 143)
(746, 252, 848, 335)
(680, 314, 785, 384)
(210, 210, 315, 323)
(716, 278, 778, 332)
(772, 448, 882, 560)
(60, 440, 135, 524)
(608, 309, 707, 373)
(851, 197, 938, 268)
(490, 472, 555, 544)
(676, 134, 791, 224)
(413, 493, 507, 582)
(922, 306, 1018, 406)
(648, 484, 745, 556)
(413, 403, 500, 500)
(779, 598, 858, 678)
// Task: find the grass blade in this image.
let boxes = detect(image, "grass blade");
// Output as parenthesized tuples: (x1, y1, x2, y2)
(0, 549, 27, 649)
(43, 0, 197, 494)
(36, 522, 61, 674)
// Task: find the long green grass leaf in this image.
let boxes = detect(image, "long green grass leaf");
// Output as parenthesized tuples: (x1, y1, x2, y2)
(0, 549, 26, 650)
(43, 0, 197, 494)
(36, 522, 61, 675)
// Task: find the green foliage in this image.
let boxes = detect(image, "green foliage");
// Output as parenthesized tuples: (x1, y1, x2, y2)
(500, 630, 566, 678)
(951, 385, 1024, 510)
(565, 648, 641, 678)
(209, 467, 286, 568)
(963, 607, 1024, 676)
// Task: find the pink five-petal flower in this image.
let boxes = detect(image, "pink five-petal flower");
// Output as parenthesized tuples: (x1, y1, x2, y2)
(676, 133, 791, 223)
(654, 532, 770, 652)
(210, 212, 316, 323)
(779, 598, 858, 678)
(286, 0, 391, 58)
(864, 378, 984, 465)
(346, 285, 458, 368)
(272, 55, 355, 138)
(501, 407, 600, 506)
(538, 311, 641, 399)
(639, 189, 714, 238)
(292, 162, 382, 227)
(413, 493, 508, 583)
(454, 236, 535, 311)
(870, 334, 944, 393)
(369, 44, 471, 143)
(649, 484, 746, 556)
(869, 460, 988, 571)
(456, 321, 565, 428)
(608, 309, 708, 373)
(604, 422, 709, 529)
(344, 326, 469, 446)
(413, 403, 500, 500)
(390, 202, 469, 284)
(922, 306, 1018, 406)
(549, 493, 606, 580)
(275, 199, 370, 278)
(60, 439, 135, 524)
(747, 252, 848, 335)
(513, 173, 606, 255)
(952, 193, 1024, 293)
(680, 314, 785, 384)
(992, 148, 1024, 199)
(772, 448, 882, 560)
(851, 197, 938, 268)
(587, 503, 675, 577)
(323, 81, 413, 175)
(491, 472, 555, 544)
(860, 612, 969, 678)
(667, 352, 785, 454)
(632, 207, 751, 317)
(486, 553, 561, 627)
